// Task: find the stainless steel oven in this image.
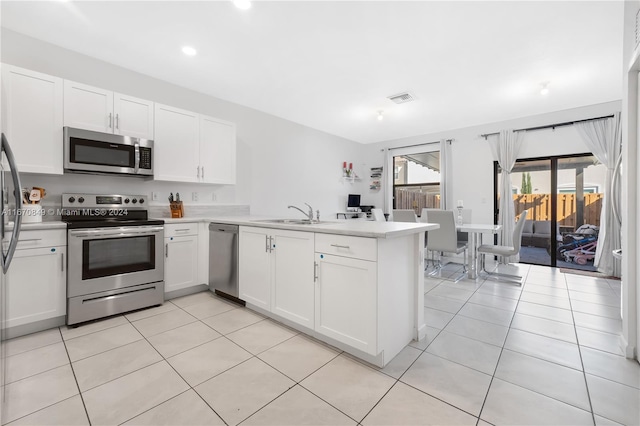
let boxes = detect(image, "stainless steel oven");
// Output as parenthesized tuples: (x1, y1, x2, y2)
(63, 193, 164, 325)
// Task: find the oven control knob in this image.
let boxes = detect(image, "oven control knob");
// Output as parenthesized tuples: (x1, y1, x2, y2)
(124, 198, 130, 204)
(139, 198, 145, 204)
(131, 198, 138, 204)
(78, 197, 85, 203)
(68, 197, 75, 203)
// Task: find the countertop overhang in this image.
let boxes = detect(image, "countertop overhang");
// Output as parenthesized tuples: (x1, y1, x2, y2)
(158, 216, 439, 239)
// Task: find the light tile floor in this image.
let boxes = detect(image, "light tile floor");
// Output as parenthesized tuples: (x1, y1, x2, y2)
(2, 263, 639, 425)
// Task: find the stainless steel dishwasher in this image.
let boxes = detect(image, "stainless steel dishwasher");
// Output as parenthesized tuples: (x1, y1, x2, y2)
(209, 223, 243, 304)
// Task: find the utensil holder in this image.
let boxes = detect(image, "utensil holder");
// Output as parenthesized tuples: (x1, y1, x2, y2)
(170, 201, 184, 218)
(22, 204, 43, 223)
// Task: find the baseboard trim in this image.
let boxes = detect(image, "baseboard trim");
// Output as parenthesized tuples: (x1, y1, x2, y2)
(3, 316, 66, 340)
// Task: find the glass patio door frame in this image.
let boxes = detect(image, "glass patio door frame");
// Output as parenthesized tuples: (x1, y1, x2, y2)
(494, 152, 595, 268)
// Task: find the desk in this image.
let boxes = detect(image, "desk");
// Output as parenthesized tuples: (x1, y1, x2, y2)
(336, 211, 367, 219)
(456, 223, 502, 279)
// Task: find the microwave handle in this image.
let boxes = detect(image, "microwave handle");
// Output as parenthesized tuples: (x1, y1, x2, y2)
(134, 143, 140, 174)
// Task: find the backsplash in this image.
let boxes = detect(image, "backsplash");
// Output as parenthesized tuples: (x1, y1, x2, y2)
(148, 204, 250, 219)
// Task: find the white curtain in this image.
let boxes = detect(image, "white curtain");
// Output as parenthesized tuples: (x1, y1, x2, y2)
(488, 129, 524, 263)
(575, 113, 622, 277)
(440, 139, 453, 210)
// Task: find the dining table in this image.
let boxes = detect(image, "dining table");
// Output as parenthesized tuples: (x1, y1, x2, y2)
(456, 223, 502, 279)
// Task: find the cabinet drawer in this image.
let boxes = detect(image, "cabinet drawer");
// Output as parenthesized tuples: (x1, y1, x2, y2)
(315, 233, 377, 262)
(15, 229, 66, 250)
(165, 223, 199, 237)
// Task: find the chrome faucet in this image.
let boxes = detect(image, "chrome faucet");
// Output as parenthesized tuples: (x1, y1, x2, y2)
(288, 203, 314, 221)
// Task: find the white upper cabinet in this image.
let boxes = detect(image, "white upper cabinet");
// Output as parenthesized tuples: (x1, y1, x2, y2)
(154, 103, 199, 182)
(113, 93, 154, 139)
(199, 115, 236, 184)
(1, 64, 64, 174)
(63, 80, 113, 133)
(64, 80, 154, 139)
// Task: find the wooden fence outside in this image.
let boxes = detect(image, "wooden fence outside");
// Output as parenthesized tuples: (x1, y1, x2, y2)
(394, 189, 440, 213)
(513, 193, 603, 227)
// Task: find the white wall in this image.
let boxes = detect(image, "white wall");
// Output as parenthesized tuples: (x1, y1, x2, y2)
(1, 29, 363, 218)
(359, 101, 621, 225)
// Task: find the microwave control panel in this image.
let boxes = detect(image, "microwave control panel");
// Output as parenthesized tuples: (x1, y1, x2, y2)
(139, 147, 152, 169)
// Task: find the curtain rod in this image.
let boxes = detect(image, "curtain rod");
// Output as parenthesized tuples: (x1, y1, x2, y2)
(480, 114, 615, 139)
(382, 139, 452, 152)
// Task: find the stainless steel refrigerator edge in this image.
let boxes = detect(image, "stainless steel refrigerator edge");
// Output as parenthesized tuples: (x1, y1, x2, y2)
(0, 134, 23, 423)
(209, 223, 241, 303)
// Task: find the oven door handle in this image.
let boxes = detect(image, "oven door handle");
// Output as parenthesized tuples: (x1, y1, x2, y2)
(69, 226, 164, 238)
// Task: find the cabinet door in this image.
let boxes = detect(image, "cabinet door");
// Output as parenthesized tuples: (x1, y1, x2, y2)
(154, 104, 199, 182)
(113, 93, 154, 139)
(272, 230, 314, 328)
(63, 80, 114, 133)
(199, 115, 236, 184)
(239, 227, 271, 310)
(1, 65, 63, 174)
(164, 235, 199, 293)
(315, 253, 377, 355)
(5, 247, 66, 329)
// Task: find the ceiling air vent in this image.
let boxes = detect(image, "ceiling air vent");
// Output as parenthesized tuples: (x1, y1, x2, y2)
(387, 92, 415, 104)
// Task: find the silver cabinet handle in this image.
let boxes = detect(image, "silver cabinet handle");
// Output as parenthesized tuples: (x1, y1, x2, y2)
(108, 112, 113, 128)
(115, 113, 119, 129)
(174, 228, 191, 232)
(314, 261, 318, 282)
(265, 235, 269, 253)
(202, 166, 204, 179)
(19, 238, 42, 243)
(165, 243, 169, 258)
(197, 166, 200, 179)
(330, 244, 350, 249)
(61, 252, 64, 272)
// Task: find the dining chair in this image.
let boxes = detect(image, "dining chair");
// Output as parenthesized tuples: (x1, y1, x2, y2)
(392, 209, 417, 223)
(371, 208, 386, 222)
(424, 209, 468, 283)
(477, 210, 528, 285)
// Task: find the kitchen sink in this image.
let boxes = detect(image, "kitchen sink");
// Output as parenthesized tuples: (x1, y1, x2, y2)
(251, 219, 334, 225)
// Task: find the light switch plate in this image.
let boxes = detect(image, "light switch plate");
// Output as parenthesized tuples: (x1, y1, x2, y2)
(192, 192, 199, 202)
(151, 192, 159, 201)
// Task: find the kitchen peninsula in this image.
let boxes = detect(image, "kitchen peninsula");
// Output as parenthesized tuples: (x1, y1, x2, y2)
(207, 217, 438, 367)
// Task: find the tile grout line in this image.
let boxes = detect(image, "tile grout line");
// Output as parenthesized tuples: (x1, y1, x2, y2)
(56, 327, 92, 425)
(566, 281, 598, 426)
(474, 264, 530, 424)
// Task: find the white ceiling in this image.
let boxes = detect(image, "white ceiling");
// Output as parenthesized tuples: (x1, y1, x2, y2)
(1, 1, 624, 144)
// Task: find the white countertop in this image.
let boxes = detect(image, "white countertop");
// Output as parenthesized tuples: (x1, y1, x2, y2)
(156, 216, 439, 238)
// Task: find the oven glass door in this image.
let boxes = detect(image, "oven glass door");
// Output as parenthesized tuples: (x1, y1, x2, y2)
(83, 235, 155, 280)
(70, 137, 135, 168)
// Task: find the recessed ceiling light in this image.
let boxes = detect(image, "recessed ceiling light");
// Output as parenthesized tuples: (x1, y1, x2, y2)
(233, 0, 252, 10)
(182, 46, 197, 56)
(377, 111, 384, 121)
(540, 82, 550, 96)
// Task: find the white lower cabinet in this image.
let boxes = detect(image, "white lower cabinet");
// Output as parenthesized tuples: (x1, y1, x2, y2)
(5, 231, 66, 330)
(164, 225, 199, 293)
(314, 253, 377, 354)
(239, 227, 314, 326)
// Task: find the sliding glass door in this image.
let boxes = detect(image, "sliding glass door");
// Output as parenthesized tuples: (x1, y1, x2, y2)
(495, 153, 605, 271)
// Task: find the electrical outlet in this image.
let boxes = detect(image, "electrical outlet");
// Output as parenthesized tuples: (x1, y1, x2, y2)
(151, 192, 159, 201)
(192, 192, 199, 202)
(212, 193, 217, 202)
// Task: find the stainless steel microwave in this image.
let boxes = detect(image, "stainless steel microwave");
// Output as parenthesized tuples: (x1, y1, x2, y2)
(64, 127, 153, 177)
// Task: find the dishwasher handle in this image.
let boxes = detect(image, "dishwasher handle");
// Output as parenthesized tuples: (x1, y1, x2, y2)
(209, 223, 239, 233)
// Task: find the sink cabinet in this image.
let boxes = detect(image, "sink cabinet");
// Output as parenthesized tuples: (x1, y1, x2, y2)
(239, 226, 315, 328)
(238, 225, 424, 367)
